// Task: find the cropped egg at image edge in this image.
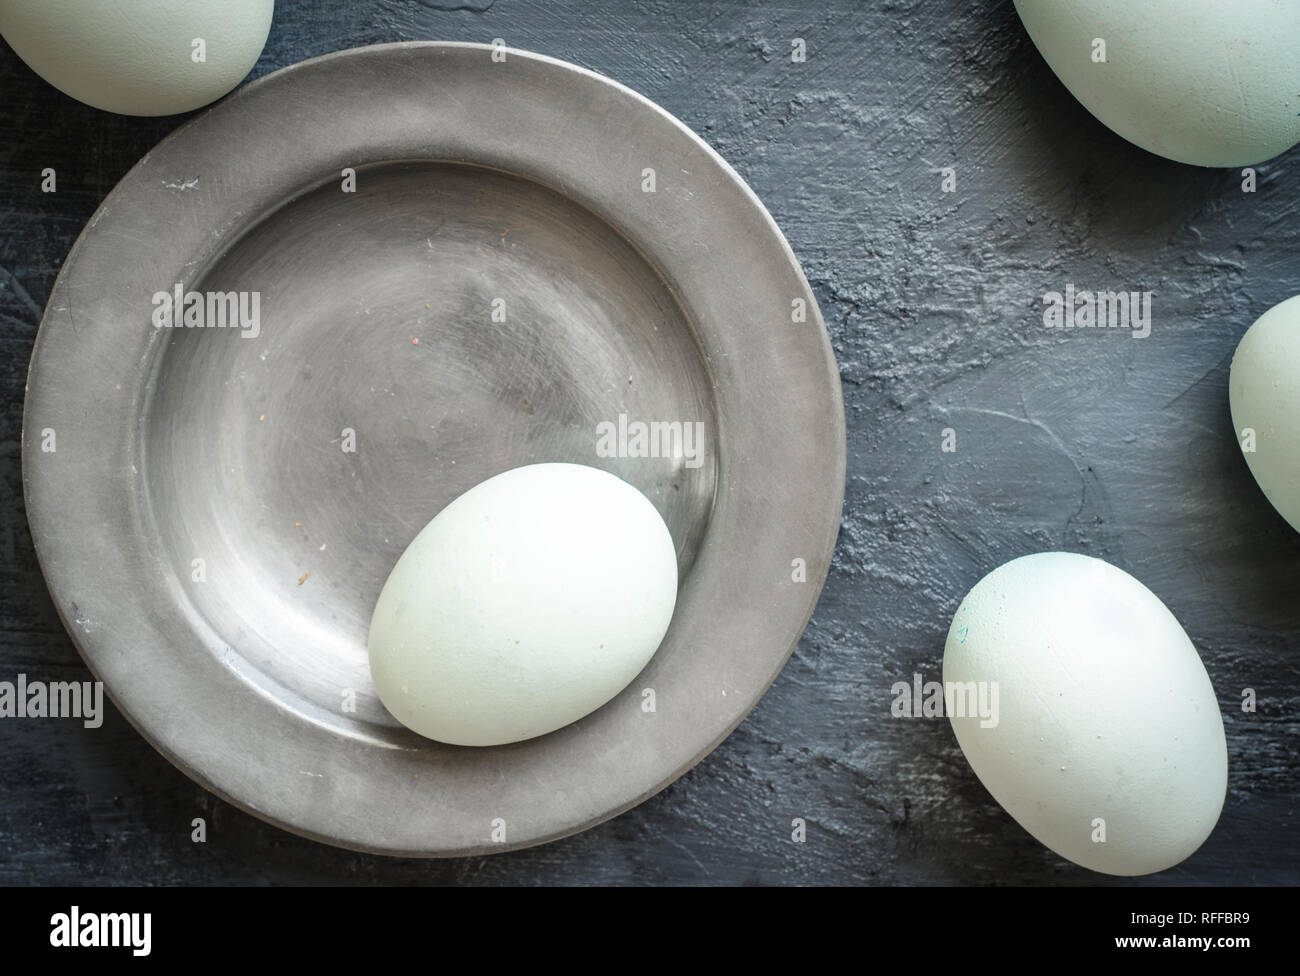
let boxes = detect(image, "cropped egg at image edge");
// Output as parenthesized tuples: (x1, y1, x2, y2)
(0, 0, 1297, 914)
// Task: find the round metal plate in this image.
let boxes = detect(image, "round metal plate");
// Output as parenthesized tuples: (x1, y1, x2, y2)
(22, 42, 845, 856)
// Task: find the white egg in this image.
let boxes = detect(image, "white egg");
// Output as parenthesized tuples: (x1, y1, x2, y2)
(944, 552, 1227, 876)
(1230, 295, 1300, 533)
(0, 0, 273, 116)
(368, 463, 678, 747)
(1013, 0, 1300, 167)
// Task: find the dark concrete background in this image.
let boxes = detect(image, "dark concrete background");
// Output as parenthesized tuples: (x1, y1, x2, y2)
(1, 0, 1297, 885)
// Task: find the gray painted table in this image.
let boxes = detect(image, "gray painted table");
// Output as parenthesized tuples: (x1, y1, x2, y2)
(1, 0, 1296, 885)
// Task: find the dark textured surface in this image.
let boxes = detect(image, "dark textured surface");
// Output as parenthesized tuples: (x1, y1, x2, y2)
(1, 0, 1297, 885)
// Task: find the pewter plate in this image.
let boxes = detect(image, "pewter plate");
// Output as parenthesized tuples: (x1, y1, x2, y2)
(21, 42, 845, 856)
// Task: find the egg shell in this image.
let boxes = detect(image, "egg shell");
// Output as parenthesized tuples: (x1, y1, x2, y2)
(944, 552, 1227, 876)
(368, 463, 678, 747)
(1013, 0, 1300, 167)
(0, 0, 273, 116)
(1230, 295, 1300, 533)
